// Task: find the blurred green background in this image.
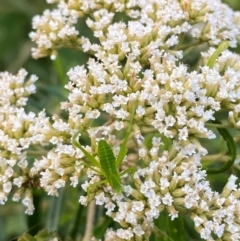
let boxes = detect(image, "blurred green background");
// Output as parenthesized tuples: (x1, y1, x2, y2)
(0, 0, 239, 240)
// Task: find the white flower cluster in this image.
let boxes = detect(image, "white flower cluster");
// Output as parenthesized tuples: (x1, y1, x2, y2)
(92, 144, 240, 241)
(71, 55, 240, 239)
(0, 69, 48, 214)
(29, 2, 80, 59)
(1, 0, 240, 240)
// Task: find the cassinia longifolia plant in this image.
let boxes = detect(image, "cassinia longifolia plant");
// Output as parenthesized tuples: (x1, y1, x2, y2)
(1, 0, 240, 240)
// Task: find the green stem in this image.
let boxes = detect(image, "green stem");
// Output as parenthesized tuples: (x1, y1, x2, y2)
(201, 153, 228, 162)
(174, 40, 206, 51)
(205, 122, 230, 129)
(141, 127, 158, 134)
(27, 150, 48, 156)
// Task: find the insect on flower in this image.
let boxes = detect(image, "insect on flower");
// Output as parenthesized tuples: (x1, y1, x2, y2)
(72, 102, 137, 193)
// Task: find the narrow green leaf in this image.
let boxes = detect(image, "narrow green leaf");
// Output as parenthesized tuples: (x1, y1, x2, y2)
(207, 119, 237, 174)
(72, 132, 101, 168)
(207, 41, 229, 69)
(116, 101, 137, 167)
(115, 147, 128, 168)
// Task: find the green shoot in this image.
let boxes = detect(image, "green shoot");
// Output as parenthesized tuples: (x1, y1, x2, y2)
(72, 102, 137, 193)
(207, 41, 229, 69)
